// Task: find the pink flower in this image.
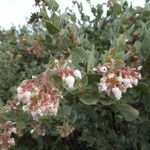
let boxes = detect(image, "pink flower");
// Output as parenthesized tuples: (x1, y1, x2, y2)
(17, 74, 62, 120)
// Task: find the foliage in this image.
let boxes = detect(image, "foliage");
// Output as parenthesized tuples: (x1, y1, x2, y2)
(0, 0, 150, 149)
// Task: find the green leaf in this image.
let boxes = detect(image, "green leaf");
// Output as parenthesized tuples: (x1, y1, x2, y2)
(69, 110, 77, 123)
(128, 24, 135, 35)
(46, 0, 59, 11)
(113, 103, 139, 121)
(76, 113, 86, 126)
(143, 94, 150, 111)
(100, 99, 116, 106)
(46, 21, 61, 35)
(87, 47, 97, 72)
(62, 105, 72, 116)
(79, 84, 99, 105)
(50, 13, 62, 28)
(79, 95, 98, 105)
(51, 74, 62, 85)
(45, 34, 52, 43)
(137, 82, 150, 94)
(142, 54, 150, 77)
(140, 29, 150, 57)
(146, 20, 150, 29)
(81, 74, 88, 86)
(87, 74, 100, 84)
(113, 3, 123, 15)
(71, 47, 88, 64)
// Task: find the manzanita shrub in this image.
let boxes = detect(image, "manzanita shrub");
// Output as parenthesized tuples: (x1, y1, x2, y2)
(0, 0, 150, 149)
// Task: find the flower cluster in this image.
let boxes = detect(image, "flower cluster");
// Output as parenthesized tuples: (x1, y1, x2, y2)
(27, 44, 43, 58)
(57, 67, 82, 88)
(94, 61, 142, 100)
(17, 74, 62, 120)
(0, 121, 16, 150)
(57, 123, 75, 138)
(30, 124, 45, 136)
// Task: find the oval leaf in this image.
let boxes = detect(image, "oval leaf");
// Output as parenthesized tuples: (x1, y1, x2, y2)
(71, 47, 88, 65)
(46, 21, 60, 35)
(113, 103, 139, 121)
(79, 84, 99, 105)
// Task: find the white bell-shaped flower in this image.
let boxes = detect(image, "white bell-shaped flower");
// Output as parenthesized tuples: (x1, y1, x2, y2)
(123, 78, 133, 89)
(112, 87, 122, 100)
(132, 78, 138, 86)
(65, 75, 75, 88)
(73, 69, 82, 79)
